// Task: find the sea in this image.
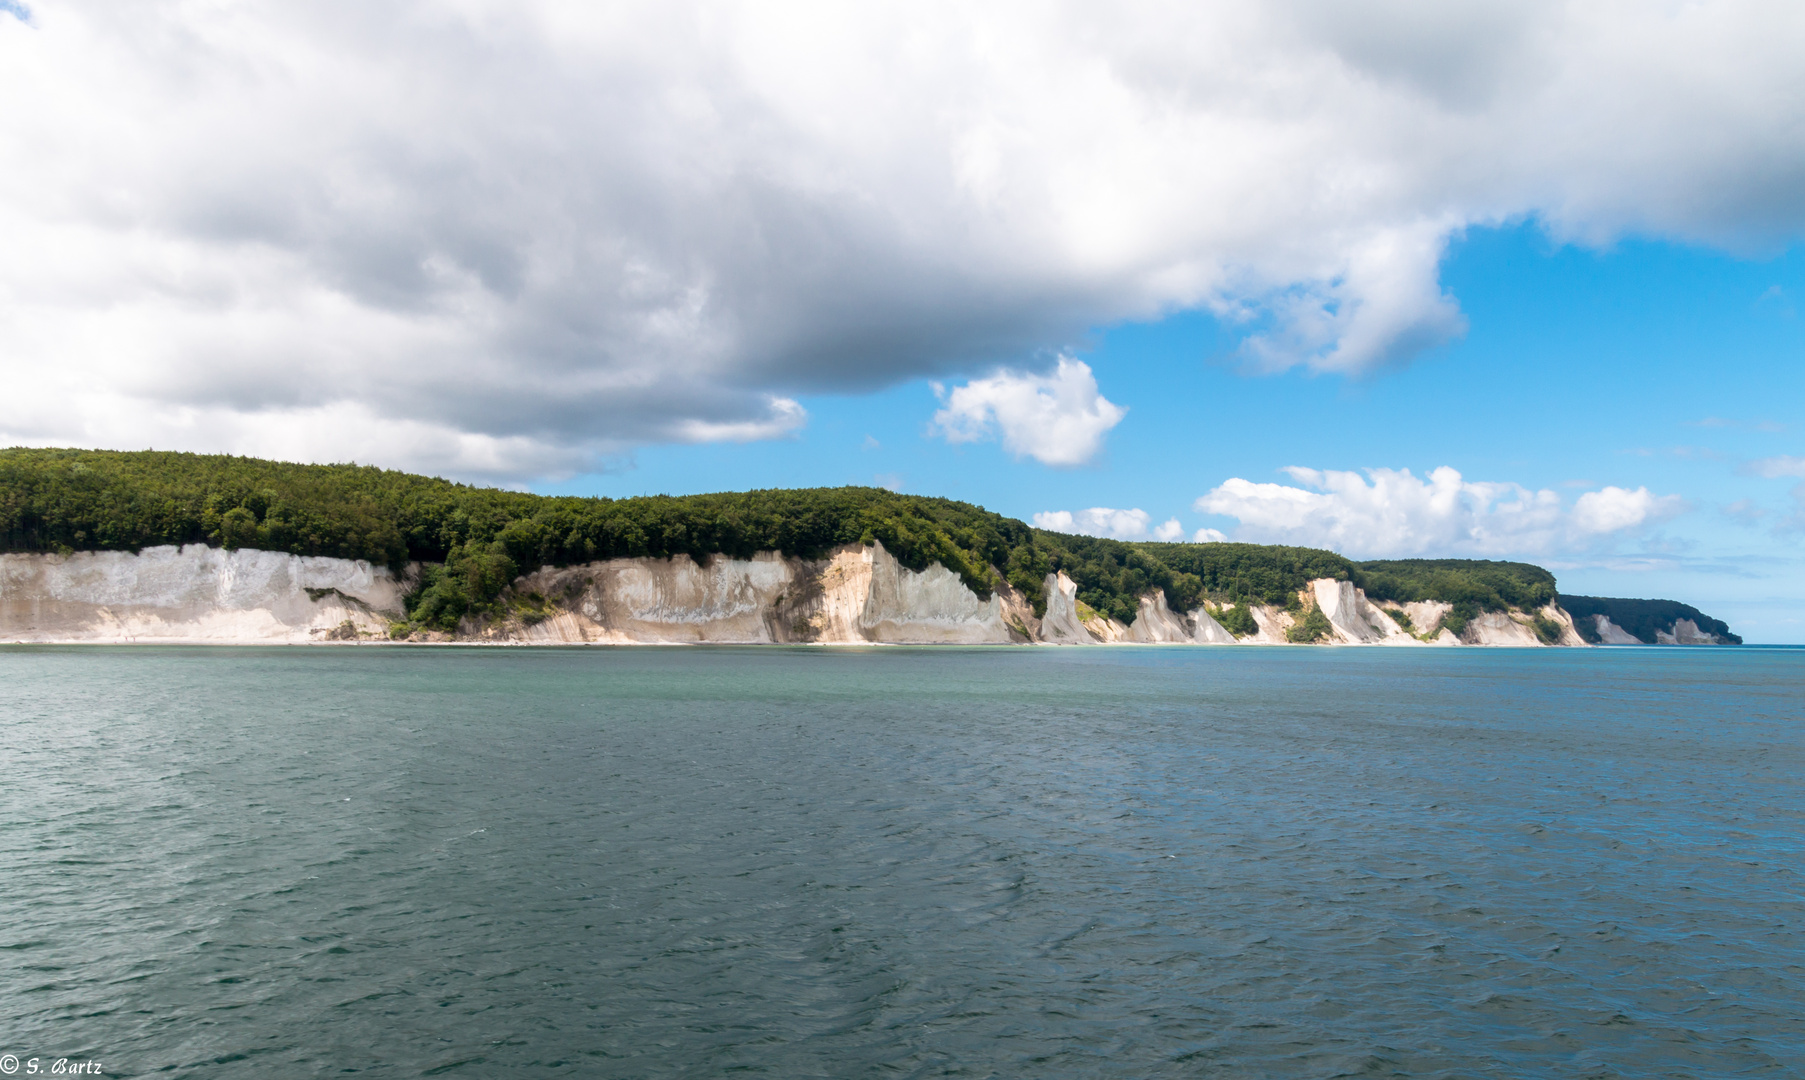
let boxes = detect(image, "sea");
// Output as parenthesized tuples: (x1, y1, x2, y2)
(0, 644, 1799, 1078)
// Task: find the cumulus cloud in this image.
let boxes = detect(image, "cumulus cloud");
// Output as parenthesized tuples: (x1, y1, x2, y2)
(932, 358, 1126, 466)
(1194, 466, 1684, 557)
(1033, 507, 1182, 541)
(1570, 485, 1683, 534)
(2, 2, 1805, 476)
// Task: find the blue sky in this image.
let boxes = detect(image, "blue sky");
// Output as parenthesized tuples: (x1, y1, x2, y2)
(550, 224, 1805, 641)
(4, 3, 1803, 639)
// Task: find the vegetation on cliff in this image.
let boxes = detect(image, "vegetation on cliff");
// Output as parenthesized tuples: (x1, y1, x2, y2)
(0, 449, 1038, 628)
(1209, 603, 1260, 638)
(0, 448, 1382, 627)
(1353, 559, 1559, 639)
(1558, 595, 1741, 645)
(0, 447, 1658, 636)
(1355, 559, 1557, 612)
(1285, 605, 1334, 643)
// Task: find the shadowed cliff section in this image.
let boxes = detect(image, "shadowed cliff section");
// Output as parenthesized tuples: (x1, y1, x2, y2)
(1559, 595, 1742, 645)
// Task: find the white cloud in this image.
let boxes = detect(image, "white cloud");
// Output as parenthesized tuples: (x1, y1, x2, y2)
(1194, 465, 1684, 557)
(2, 2, 1805, 477)
(1740, 457, 1805, 532)
(1571, 485, 1684, 534)
(1723, 499, 1769, 525)
(1193, 528, 1229, 543)
(665, 398, 807, 444)
(1747, 456, 1805, 478)
(933, 358, 1126, 466)
(1033, 506, 1178, 541)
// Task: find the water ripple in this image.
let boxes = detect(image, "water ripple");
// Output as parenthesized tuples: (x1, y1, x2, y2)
(0, 644, 1800, 1077)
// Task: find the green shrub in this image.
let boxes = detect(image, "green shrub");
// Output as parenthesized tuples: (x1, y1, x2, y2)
(1286, 605, 1333, 643)
(406, 540, 519, 630)
(1211, 603, 1259, 637)
(1531, 614, 1562, 644)
(1384, 606, 1414, 633)
(1439, 600, 1480, 639)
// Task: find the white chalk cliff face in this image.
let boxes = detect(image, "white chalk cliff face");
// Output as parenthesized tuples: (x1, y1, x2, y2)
(0, 545, 1607, 648)
(1188, 606, 1237, 644)
(1656, 618, 1730, 645)
(0, 546, 409, 643)
(1313, 579, 1410, 645)
(1118, 589, 1238, 645)
(484, 541, 1034, 645)
(1396, 601, 1456, 643)
(1591, 614, 1643, 644)
(1585, 614, 1729, 646)
(1037, 570, 1105, 644)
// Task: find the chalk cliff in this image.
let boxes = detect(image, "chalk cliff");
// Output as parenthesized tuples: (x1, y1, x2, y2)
(1558, 595, 1740, 645)
(1656, 618, 1728, 645)
(471, 542, 1036, 645)
(1585, 613, 1729, 645)
(0, 546, 410, 643)
(0, 543, 1621, 648)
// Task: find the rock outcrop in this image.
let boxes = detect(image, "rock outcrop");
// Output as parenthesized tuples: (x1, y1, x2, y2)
(1034, 570, 1130, 643)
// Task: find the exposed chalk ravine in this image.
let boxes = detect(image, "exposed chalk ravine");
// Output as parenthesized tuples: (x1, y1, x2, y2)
(1, 545, 1634, 648)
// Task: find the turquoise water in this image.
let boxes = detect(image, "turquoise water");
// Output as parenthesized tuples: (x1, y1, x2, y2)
(0, 645, 1800, 1078)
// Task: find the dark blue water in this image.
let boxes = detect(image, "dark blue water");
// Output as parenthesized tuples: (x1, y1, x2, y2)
(0, 645, 1800, 1078)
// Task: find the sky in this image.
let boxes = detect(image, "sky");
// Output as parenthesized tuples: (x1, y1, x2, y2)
(2, 1, 1803, 640)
